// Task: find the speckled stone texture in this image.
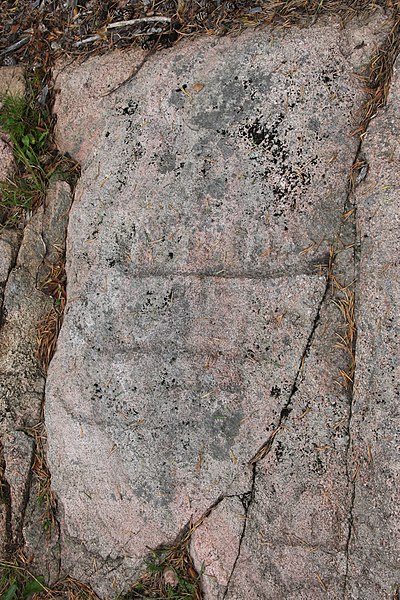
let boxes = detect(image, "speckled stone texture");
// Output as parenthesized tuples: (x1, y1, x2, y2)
(345, 57, 400, 599)
(0, 181, 72, 577)
(47, 13, 395, 598)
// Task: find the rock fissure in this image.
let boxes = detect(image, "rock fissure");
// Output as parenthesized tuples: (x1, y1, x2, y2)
(249, 278, 330, 466)
(87, 264, 330, 282)
(340, 135, 374, 598)
(335, 22, 400, 580)
(339, 32, 400, 580)
(222, 464, 257, 599)
(0, 232, 22, 327)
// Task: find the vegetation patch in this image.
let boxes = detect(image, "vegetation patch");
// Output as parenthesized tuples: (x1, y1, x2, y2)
(127, 542, 202, 600)
(0, 0, 396, 65)
(0, 553, 100, 600)
(0, 554, 47, 600)
(0, 90, 48, 225)
(354, 14, 400, 137)
(0, 70, 79, 228)
(36, 262, 67, 374)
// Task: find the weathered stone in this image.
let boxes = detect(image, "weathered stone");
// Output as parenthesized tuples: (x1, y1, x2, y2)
(0, 137, 14, 182)
(0, 209, 51, 558)
(23, 472, 61, 583)
(191, 497, 245, 598)
(0, 229, 21, 320)
(38, 180, 73, 281)
(0, 231, 20, 285)
(0, 180, 72, 566)
(346, 57, 400, 599)
(3, 431, 34, 548)
(0, 208, 49, 429)
(47, 13, 390, 597)
(0, 66, 25, 101)
(0, 65, 26, 558)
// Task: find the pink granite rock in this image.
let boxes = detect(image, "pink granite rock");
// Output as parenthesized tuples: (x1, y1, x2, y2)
(345, 56, 400, 599)
(46, 12, 394, 598)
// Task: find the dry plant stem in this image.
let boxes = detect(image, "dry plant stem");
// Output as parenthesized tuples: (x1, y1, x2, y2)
(75, 27, 163, 46)
(28, 423, 57, 531)
(354, 15, 400, 136)
(333, 290, 356, 387)
(107, 16, 172, 29)
(0, 37, 30, 56)
(37, 263, 67, 372)
(74, 16, 170, 46)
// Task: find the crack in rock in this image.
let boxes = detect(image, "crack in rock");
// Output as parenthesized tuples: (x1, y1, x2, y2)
(249, 279, 330, 466)
(222, 464, 257, 599)
(0, 441, 13, 556)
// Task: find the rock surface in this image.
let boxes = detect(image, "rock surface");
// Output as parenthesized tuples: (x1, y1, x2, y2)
(0, 177, 72, 575)
(0, 205, 52, 556)
(346, 56, 400, 599)
(45, 13, 400, 598)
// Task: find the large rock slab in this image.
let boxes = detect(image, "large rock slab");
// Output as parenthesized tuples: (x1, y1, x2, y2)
(346, 57, 400, 599)
(48, 14, 388, 596)
(213, 295, 353, 599)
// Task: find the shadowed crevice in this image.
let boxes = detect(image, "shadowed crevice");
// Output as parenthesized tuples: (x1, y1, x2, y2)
(0, 232, 22, 328)
(0, 441, 13, 557)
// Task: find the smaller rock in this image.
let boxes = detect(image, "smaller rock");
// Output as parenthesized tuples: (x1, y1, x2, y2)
(164, 567, 179, 587)
(23, 472, 61, 585)
(0, 230, 20, 285)
(38, 180, 72, 283)
(0, 137, 14, 182)
(3, 430, 34, 546)
(0, 66, 25, 102)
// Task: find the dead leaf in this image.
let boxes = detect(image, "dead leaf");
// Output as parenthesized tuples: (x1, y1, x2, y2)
(192, 82, 204, 93)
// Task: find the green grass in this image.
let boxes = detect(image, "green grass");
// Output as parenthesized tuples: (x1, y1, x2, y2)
(0, 560, 46, 600)
(127, 545, 202, 600)
(0, 92, 49, 223)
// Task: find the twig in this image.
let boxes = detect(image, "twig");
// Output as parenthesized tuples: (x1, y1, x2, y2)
(74, 16, 170, 47)
(0, 37, 30, 56)
(75, 28, 163, 47)
(74, 35, 101, 47)
(106, 16, 171, 29)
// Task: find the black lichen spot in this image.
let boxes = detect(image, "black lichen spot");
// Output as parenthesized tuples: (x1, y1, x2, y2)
(271, 386, 281, 398)
(117, 99, 139, 116)
(247, 118, 268, 145)
(275, 441, 284, 463)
